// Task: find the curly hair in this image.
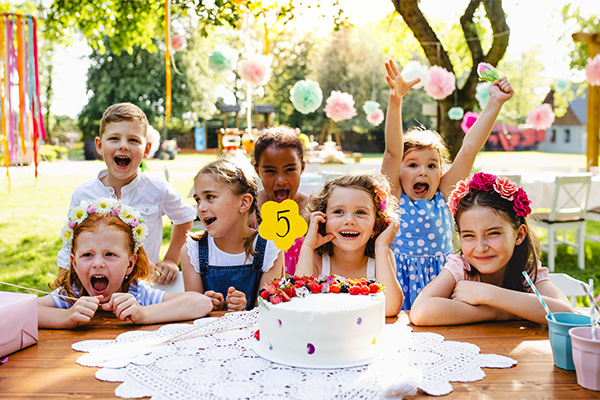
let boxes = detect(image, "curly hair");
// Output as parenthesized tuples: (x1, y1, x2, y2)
(307, 173, 398, 258)
(454, 189, 541, 292)
(50, 213, 151, 304)
(403, 128, 450, 168)
(252, 126, 304, 167)
(99, 102, 149, 139)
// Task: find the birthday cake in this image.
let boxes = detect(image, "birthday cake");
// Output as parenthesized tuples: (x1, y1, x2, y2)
(254, 275, 385, 368)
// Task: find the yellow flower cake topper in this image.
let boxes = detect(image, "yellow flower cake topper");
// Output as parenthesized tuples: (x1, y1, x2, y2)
(258, 199, 307, 251)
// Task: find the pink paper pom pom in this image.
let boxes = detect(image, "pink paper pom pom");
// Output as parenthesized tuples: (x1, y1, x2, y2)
(238, 54, 272, 87)
(424, 66, 456, 100)
(461, 111, 479, 134)
(324, 91, 357, 122)
(366, 109, 384, 126)
(171, 35, 187, 52)
(585, 54, 600, 86)
(526, 103, 555, 130)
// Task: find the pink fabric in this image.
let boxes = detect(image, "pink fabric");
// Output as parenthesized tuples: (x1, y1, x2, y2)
(284, 236, 304, 275)
(443, 254, 549, 290)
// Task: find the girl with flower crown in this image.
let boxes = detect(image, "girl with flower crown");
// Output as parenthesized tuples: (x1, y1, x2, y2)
(38, 198, 213, 329)
(382, 60, 515, 310)
(409, 173, 573, 326)
(295, 173, 403, 316)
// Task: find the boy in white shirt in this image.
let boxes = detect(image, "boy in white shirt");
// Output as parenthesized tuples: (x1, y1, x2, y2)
(57, 103, 195, 285)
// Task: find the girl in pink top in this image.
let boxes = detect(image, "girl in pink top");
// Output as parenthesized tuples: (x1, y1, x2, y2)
(410, 173, 573, 326)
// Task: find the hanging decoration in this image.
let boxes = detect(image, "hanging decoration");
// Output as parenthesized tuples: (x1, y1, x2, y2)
(461, 111, 479, 134)
(290, 79, 322, 114)
(362, 100, 380, 115)
(170, 34, 186, 52)
(555, 79, 570, 92)
(424, 66, 455, 100)
(324, 91, 357, 123)
(585, 54, 600, 86)
(362, 101, 384, 126)
(401, 61, 429, 89)
(238, 53, 271, 87)
(1, 13, 46, 189)
(448, 107, 464, 120)
(476, 62, 500, 83)
(526, 103, 555, 130)
(208, 46, 238, 74)
(163, 1, 172, 125)
(261, 6, 280, 56)
(475, 82, 491, 109)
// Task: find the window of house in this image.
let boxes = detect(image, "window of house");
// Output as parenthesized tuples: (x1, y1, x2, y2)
(550, 129, 556, 143)
(565, 129, 571, 143)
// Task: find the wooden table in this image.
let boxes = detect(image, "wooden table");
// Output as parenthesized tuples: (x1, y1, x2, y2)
(1, 311, 598, 399)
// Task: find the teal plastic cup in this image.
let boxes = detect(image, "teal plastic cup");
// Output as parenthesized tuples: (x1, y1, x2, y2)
(546, 312, 591, 370)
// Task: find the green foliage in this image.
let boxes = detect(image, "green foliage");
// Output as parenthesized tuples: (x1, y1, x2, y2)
(39, 144, 68, 162)
(561, 4, 600, 69)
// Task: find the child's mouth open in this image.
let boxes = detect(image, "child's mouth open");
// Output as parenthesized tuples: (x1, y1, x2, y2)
(114, 156, 131, 168)
(413, 182, 429, 197)
(274, 189, 290, 202)
(91, 275, 109, 295)
(203, 216, 217, 228)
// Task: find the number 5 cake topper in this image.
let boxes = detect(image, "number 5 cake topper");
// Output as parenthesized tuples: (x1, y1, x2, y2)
(259, 199, 307, 251)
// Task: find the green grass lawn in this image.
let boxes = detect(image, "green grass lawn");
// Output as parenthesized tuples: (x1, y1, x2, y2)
(1, 150, 599, 306)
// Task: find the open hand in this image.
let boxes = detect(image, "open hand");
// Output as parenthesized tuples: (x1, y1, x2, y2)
(385, 60, 421, 105)
(225, 287, 247, 311)
(375, 216, 399, 248)
(303, 212, 335, 250)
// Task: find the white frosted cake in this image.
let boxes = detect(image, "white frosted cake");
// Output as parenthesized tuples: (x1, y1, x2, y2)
(255, 277, 385, 368)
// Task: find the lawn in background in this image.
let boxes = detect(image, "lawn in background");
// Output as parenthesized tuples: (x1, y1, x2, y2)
(1, 151, 599, 305)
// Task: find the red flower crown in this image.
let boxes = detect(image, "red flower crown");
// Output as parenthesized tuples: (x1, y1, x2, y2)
(447, 172, 532, 217)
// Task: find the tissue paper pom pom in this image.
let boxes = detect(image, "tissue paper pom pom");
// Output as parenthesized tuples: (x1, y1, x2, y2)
(475, 82, 491, 109)
(448, 107, 464, 120)
(324, 91, 357, 122)
(555, 79, 570, 91)
(362, 100, 380, 115)
(526, 104, 555, 130)
(461, 111, 479, 134)
(585, 54, 600, 86)
(209, 46, 238, 73)
(171, 35, 187, 52)
(425, 66, 456, 100)
(146, 125, 161, 158)
(290, 79, 323, 114)
(366, 109, 384, 126)
(401, 61, 429, 89)
(238, 54, 271, 86)
(476, 62, 499, 83)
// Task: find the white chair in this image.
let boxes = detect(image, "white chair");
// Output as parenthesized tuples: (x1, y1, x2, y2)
(498, 173, 522, 186)
(532, 174, 592, 272)
(549, 273, 594, 310)
(151, 271, 185, 293)
(585, 206, 600, 243)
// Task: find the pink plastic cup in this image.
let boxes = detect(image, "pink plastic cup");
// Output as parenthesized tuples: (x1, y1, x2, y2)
(569, 326, 600, 391)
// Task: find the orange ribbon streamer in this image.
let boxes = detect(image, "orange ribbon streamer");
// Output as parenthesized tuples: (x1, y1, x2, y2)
(164, 1, 171, 125)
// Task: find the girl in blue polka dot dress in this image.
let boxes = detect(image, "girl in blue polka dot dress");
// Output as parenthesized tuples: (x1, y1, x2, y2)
(381, 60, 514, 309)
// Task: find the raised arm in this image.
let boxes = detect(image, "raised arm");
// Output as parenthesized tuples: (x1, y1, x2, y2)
(381, 60, 420, 197)
(439, 77, 514, 198)
(374, 217, 402, 316)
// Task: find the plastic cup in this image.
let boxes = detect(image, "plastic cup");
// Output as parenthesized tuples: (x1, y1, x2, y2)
(570, 327, 600, 391)
(546, 312, 591, 370)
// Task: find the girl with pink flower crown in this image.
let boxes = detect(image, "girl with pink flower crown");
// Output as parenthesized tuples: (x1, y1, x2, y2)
(295, 173, 403, 316)
(409, 173, 573, 325)
(382, 60, 515, 310)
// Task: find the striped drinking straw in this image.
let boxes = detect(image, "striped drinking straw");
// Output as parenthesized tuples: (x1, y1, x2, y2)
(522, 271, 555, 321)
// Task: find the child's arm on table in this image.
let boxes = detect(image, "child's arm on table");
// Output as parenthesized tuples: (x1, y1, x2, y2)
(409, 270, 509, 325)
(439, 77, 514, 197)
(154, 220, 194, 285)
(37, 294, 102, 329)
(381, 60, 420, 196)
(295, 212, 334, 277)
(180, 240, 224, 311)
(448, 279, 574, 325)
(374, 217, 402, 317)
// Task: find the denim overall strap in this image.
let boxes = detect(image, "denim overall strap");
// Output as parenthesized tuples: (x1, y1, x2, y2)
(197, 233, 210, 276)
(251, 235, 267, 272)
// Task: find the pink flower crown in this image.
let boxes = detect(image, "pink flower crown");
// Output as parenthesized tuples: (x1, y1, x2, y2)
(447, 172, 532, 217)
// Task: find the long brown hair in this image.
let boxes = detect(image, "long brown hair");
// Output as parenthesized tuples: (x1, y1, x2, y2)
(50, 213, 151, 303)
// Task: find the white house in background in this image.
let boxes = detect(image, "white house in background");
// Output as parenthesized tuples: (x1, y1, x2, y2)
(537, 88, 587, 154)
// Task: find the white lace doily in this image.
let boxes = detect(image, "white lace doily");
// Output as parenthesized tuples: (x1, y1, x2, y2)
(72, 310, 516, 399)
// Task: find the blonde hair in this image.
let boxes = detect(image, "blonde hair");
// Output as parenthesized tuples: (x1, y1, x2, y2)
(51, 213, 151, 304)
(190, 154, 260, 258)
(403, 129, 450, 167)
(308, 173, 398, 258)
(99, 102, 149, 138)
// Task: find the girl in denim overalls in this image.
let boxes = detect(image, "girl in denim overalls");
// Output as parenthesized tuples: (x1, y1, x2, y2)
(181, 156, 283, 311)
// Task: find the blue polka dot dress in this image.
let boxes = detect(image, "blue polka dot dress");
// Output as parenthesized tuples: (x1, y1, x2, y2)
(392, 190, 454, 309)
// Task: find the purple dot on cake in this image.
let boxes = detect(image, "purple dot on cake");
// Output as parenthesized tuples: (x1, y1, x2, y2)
(357, 317, 362, 325)
(269, 344, 273, 351)
(277, 319, 282, 327)
(306, 343, 315, 355)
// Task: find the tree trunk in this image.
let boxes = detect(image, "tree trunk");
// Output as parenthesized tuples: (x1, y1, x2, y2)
(391, 0, 509, 159)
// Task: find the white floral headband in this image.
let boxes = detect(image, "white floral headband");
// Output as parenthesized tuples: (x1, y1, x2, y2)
(60, 198, 148, 253)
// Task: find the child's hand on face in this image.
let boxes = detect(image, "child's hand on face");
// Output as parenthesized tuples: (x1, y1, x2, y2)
(204, 290, 225, 311)
(67, 295, 102, 327)
(385, 60, 421, 106)
(225, 287, 247, 311)
(488, 76, 514, 104)
(304, 212, 335, 250)
(375, 217, 400, 248)
(101, 293, 146, 323)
